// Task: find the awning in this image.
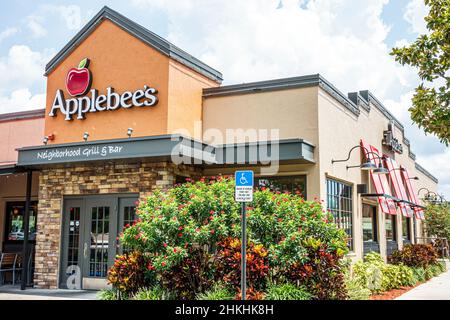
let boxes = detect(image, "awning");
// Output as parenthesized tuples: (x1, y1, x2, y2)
(0, 164, 24, 175)
(16, 134, 315, 168)
(384, 156, 414, 218)
(401, 166, 426, 220)
(360, 139, 397, 215)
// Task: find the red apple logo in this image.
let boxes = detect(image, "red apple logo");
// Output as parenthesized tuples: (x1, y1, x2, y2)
(65, 58, 92, 96)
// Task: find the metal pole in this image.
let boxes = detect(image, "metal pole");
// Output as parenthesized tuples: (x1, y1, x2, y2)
(21, 170, 32, 290)
(241, 202, 247, 300)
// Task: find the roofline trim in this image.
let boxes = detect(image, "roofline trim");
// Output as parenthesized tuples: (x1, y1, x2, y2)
(415, 162, 439, 183)
(0, 109, 45, 123)
(44, 6, 223, 83)
(203, 74, 360, 116)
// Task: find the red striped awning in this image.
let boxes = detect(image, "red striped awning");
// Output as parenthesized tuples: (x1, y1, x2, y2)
(401, 165, 425, 220)
(360, 139, 397, 215)
(384, 156, 414, 217)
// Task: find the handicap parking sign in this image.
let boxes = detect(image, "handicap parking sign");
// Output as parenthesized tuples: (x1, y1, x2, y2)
(235, 170, 254, 202)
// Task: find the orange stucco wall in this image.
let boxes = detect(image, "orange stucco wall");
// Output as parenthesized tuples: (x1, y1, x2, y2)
(168, 60, 219, 139)
(44, 19, 218, 144)
(0, 116, 44, 164)
(45, 19, 170, 144)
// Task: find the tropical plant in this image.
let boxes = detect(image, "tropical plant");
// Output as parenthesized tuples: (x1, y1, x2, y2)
(115, 177, 348, 299)
(265, 283, 313, 300)
(196, 283, 234, 300)
(389, 244, 439, 268)
(133, 286, 168, 300)
(97, 289, 120, 300)
(390, 0, 450, 145)
(107, 252, 149, 298)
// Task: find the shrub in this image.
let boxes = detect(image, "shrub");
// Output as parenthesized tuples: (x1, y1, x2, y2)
(265, 283, 313, 300)
(411, 267, 426, 283)
(353, 252, 415, 294)
(214, 237, 269, 297)
(107, 252, 149, 298)
(160, 246, 214, 300)
(389, 244, 439, 268)
(285, 238, 347, 300)
(117, 177, 348, 299)
(97, 289, 120, 300)
(344, 276, 371, 300)
(133, 286, 169, 300)
(196, 283, 234, 300)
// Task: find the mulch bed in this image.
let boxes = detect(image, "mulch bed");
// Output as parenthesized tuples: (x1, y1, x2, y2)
(369, 282, 423, 300)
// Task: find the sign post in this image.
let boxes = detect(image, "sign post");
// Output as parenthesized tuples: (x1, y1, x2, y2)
(234, 170, 254, 300)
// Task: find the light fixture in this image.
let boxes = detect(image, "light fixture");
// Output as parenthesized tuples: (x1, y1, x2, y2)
(336, 145, 387, 173)
(83, 132, 89, 141)
(373, 162, 389, 175)
(359, 161, 378, 170)
(127, 128, 133, 138)
(43, 136, 49, 145)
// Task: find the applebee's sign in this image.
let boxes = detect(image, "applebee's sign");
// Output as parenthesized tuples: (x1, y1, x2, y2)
(49, 58, 158, 120)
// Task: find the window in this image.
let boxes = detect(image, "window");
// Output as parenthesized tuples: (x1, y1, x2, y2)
(385, 214, 397, 241)
(402, 217, 411, 241)
(362, 204, 377, 242)
(255, 175, 306, 198)
(326, 179, 353, 250)
(5, 201, 38, 242)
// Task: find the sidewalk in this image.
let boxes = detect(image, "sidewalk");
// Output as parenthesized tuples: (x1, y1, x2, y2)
(396, 261, 450, 300)
(0, 285, 97, 300)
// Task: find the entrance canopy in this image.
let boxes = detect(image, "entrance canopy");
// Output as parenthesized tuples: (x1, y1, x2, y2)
(16, 134, 315, 168)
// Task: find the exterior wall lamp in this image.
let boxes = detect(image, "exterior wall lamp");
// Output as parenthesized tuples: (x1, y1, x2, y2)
(83, 132, 89, 142)
(127, 128, 133, 138)
(43, 136, 48, 145)
(332, 145, 388, 174)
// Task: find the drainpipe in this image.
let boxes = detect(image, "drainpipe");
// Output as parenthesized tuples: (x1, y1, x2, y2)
(21, 170, 32, 290)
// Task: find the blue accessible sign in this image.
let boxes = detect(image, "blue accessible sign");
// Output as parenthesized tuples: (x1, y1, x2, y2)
(235, 170, 254, 202)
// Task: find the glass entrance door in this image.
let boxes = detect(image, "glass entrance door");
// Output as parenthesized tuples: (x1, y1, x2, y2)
(60, 195, 138, 290)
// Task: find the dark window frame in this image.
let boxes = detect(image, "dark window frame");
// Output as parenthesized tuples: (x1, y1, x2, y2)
(4, 201, 38, 244)
(362, 204, 378, 243)
(326, 178, 354, 250)
(402, 216, 411, 241)
(254, 175, 307, 198)
(385, 213, 397, 241)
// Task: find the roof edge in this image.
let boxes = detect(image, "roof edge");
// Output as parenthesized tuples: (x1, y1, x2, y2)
(44, 6, 223, 83)
(0, 108, 45, 123)
(415, 162, 439, 184)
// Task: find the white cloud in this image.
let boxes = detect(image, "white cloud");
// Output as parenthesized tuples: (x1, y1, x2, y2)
(43, 4, 82, 30)
(404, 0, 429, 34)
(131, 0, 413, 99)
(0, 45, 50, 94)
(416, 149, 450, 200)
(0, 27, 19, 42)
(26, 15, 47, 38)
(130, 0, 447, 196)
(0, 89, 45, 114)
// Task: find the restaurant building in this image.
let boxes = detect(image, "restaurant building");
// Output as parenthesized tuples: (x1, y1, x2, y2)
(0, 6, 438, 290)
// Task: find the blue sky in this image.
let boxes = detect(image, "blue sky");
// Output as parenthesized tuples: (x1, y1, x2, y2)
(0, 0, 448, 197)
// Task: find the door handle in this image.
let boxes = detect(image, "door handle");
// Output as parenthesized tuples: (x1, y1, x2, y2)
(83, 242, 88, 258)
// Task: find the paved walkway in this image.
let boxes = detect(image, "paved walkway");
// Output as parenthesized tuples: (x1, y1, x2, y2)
(0, 285, 97, 300)
(396, 260, 450, 300)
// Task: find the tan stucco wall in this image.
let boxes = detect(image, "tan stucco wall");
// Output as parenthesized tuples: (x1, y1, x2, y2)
(45, 19, 171, 144)
(317, 88, 438, 260)
(202, 86, 321, 198)
(203, 84, 438, 261)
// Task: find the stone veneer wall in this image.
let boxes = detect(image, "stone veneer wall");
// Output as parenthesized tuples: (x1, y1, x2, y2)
(34, 160, 199, 289)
